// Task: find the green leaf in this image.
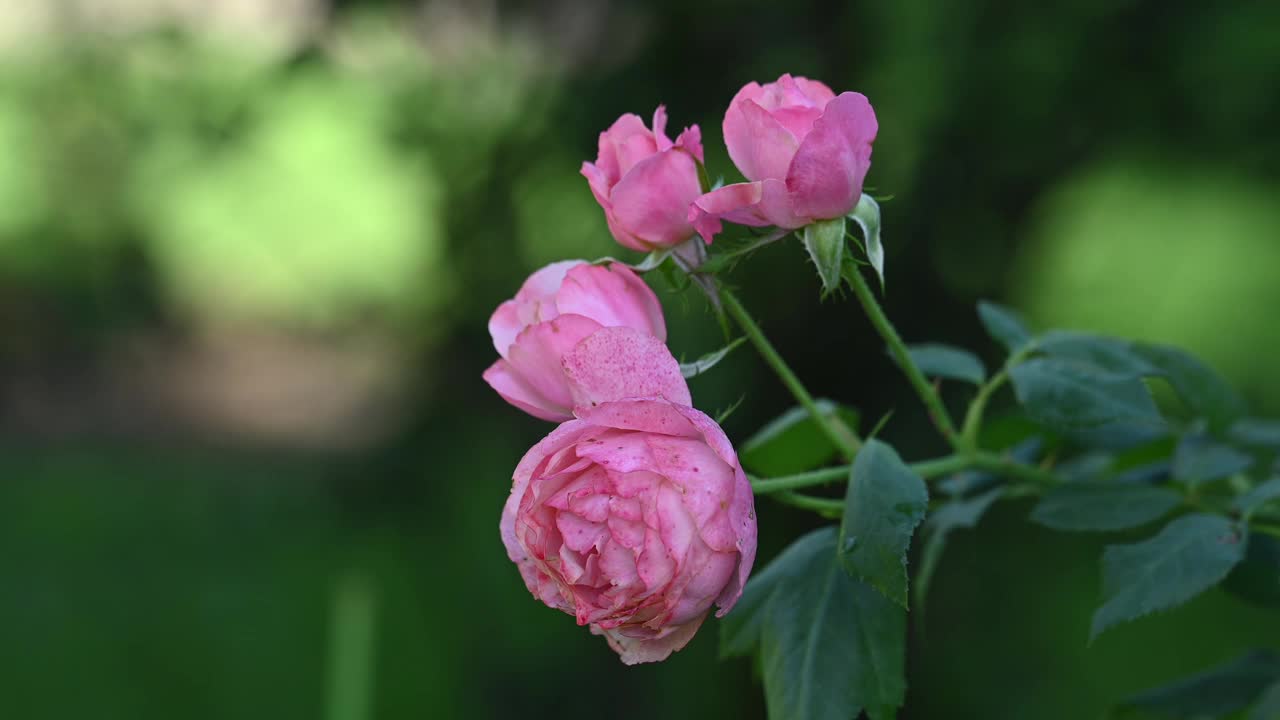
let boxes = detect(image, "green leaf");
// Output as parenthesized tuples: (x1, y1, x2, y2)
(914, 487, 1004, 612)
(1038, 331, 1154, 377)
(1090, 514, 1247, 640)
(740, 400, 859, 476)
(1234, 477, 1280, 516)
(802, 217, 846, 294)
(1249, 679, 1280, 720)
(1230, 418, 1280, 448)
(1116, 650, 1280, 719)
(1030, 482, 1181, 532)
(903, 343, 987, 385)
(679, 336, 746, 379)
(1173, 432, 1254, 486)
(757, 527, 906, 720)
(1009, 357, 1166, 435)
(1223, 534, 1280, 609)
(977, 300, 1032, 353)
(839, 440, 929, 607)
(1131, 343, 1247, 431)
(848, 193, 885, 290)
(719, 528, 834, 659)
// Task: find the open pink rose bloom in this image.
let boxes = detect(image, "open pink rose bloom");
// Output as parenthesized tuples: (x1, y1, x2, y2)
(483, 261, 668, 422)
(690, 74, 878, 242)
(581, 106, 705, 251)
(500, 332, 757, 664)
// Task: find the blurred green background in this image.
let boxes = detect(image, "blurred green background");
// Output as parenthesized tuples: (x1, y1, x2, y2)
(3, 1, 1279, 718)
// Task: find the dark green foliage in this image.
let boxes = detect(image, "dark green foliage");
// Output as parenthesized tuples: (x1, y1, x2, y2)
(722, 528, 907, 720)
(1091, 514, 1247, 640)
(839, 440, 929, 606)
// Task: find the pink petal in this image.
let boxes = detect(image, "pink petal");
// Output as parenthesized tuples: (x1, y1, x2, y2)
(674, 124, 704, 163)
(502, 420, 596, 564)
(724, 99, 798, 182)
(505, 314, 605, 418)
(483, 359, 574, 422)
(557, 512, 608, 554)
(561, 327, 691, 410)
(574, 399, 702, 438)
(595, 613, 706, 665)
(652, 105, 672, 150)
(607, 149, 702, 248)
(769, 106, 824, 144)
(655, 482, 697, 566)
(611, 128, 659, 180)
(516, 260, 584, 304)
(489, 260, 584, 357)
(556, 263, 667, 341)
(642, 434, 734, 529)
(785, 91, 878, 220)
(598, 537, 640, 588)
(688, 179, 808, 243)
(581, 160, 612, 208)
(670, 405, 757, 614)
(576, 433, 655, 475)
(594, 113, 652, 187)
(667, 550, 738, 625)
(487, 300, 524, 358)
(607, 514, 646, 550)
(793, 76, 836, 104)
(636, 526, 676, 591)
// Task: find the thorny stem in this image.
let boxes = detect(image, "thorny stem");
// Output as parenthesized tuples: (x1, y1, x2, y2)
(720, 287, 860, 460)
(844, 265, 963, 449)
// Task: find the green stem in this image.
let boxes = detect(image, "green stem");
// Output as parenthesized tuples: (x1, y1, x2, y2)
(967, 451, 1059, 486)
(721, 287, 860, 459)
(771, 490, 844, 517)
(960, 369, 1008, 449)
(749, 467, 847, 494)
(960, 344, 1036, 449)
(750, 450, 1057, 497)
(845, 266, 962, 449)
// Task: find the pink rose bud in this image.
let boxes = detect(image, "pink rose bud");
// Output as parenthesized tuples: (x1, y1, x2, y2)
(582, 106, 706, 251)
(689, 74, 878, 242)
(484, 261, 669, 422)
(501, 388, 757, 665)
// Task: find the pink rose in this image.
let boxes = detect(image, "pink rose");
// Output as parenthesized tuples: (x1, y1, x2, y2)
(689, 74, 878, 242)
(484, 261, 670, 422)
(500, 331, 756, 664)
(582, 106, 706, 251)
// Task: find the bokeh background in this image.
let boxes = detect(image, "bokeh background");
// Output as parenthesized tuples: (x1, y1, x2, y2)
(3, 1, 1279, 718)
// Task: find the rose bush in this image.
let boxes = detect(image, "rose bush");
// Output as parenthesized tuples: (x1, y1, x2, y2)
(581, 106, 705, 251)
(483, 260, 668, 421)
(689, 74, 878, 242)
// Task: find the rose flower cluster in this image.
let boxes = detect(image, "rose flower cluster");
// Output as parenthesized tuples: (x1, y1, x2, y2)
(485, 75, 877, 664)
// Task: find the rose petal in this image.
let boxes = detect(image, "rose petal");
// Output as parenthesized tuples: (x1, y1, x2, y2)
(505, 314, 605, 417)
(606, 149, 702, 247)
(594, 613, 706, 665)
(594, 113, 652, 186)
(670, 404, 757, 614)
(786, 91, 878, 220)
(724, 99, 798, 182)
(573, 398, 703, 439)
(562, 327, 691, 410)
(556, 264, 667, 342)
(502, 419, 596, 564)
(674, 124, 704, 164)
(483, 359, 573, 422)
(688, 179, 808, 242)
